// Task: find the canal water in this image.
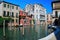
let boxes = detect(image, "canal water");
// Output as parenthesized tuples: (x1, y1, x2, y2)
(0, 24, 48, 40)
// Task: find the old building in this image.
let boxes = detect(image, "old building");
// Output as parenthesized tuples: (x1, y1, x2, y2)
(19, 10, 33, 25)
(0, 1, 20, 26)
(25, 4, 47, 25)
(52, 1, 60, 23)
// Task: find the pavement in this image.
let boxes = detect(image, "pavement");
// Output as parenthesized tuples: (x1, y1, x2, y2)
(38, 27, 60, 40)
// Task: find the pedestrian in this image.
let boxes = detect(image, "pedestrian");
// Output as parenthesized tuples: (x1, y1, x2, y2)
(52, 18, 58, 31)
(58, 16, 60, 27)
(54, 16, 60, 40)
(53, 19, 58, 26)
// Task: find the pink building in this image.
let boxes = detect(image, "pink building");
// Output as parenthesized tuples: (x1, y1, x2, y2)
(19, 10, 32, 26)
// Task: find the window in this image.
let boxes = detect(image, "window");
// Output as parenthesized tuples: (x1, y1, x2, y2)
(3, 11, 6, 16)
(58, 12, 60, 17)
(55, 11, 58, 18)
(7, 4, 9, 8)
(9, 12, 11, 16)
(12, 12, 14, 17)
(12, 6, 14, 9)
(16, 6, 18, 10)
(4, 3, 6, 7)
(36, 15, 38, 20)
(24, 19, 26, 23)
(36, 10, 38, 12)
(40, 15, 45, 19)
(7, 11, 9, 16)
(39, 10, 41, 13)
(16, 13, 18, 18)
(16, 19, 18, 23)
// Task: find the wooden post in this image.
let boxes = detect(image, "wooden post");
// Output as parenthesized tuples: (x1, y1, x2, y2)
(3, 20, 5, 36)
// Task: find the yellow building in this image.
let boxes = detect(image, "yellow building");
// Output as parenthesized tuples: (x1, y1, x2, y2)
(0, 1, 20, 26)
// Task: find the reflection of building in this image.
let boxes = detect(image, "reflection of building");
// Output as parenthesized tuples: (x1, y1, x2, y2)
(25, 4, 47, 24)
(47, 14, 52, 25)
(52, 1, 60, 23)
(0, 1, 20, 26)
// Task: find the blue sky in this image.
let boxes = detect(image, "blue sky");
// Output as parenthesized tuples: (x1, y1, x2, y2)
(4, 0, 52, 13)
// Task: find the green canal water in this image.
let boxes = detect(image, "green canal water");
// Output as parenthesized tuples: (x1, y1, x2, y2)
(0, 24, 48, 40)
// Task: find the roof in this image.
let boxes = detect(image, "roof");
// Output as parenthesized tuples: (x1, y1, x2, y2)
(52, 1, 60, 3)
(0, 1, 19, 6)
(34, 3, 45, 8)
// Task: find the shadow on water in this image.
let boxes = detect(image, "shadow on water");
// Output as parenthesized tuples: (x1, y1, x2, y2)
(0, 27, 3, 40)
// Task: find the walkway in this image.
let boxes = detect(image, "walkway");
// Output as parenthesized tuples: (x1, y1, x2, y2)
(38, 27, 60, 40)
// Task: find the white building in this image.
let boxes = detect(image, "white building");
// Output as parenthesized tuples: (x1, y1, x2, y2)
(0, 1, 20, 26)
(34, 4, 47, 24)
(25, 4, 34, 16)
(25, 4, 47, 39)
(25, 4, 47, 24)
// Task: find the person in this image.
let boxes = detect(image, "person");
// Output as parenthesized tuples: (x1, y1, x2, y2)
(51, 18, 58, 32)
(54, 16, 60, 40)
(58, 16, 60, 27)
(53, 19, 58, 26)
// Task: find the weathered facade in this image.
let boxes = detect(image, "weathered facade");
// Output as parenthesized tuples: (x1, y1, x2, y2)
(0, 1, 20, 26)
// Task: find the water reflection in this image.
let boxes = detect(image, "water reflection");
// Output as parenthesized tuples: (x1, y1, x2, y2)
(35, 24, 47, 39)
(0, 27, 3, 40)
(3, 24, 48, 40)
(23, 25, 37, 40)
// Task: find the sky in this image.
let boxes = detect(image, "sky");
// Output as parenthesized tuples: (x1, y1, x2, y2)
(4, 0, 52, 13)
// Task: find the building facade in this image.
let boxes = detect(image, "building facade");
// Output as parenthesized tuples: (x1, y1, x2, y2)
(52, 1, 60, 23)
(19, 10, 33, 25)
(34, 4, 47, 24)
(25, 4, 34, 15)
(0, 1, 20, 26)
(25, 4, 47, 24)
